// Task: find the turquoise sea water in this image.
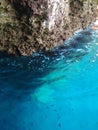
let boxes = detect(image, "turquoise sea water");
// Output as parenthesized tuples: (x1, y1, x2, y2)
(0, 28, 98, 130)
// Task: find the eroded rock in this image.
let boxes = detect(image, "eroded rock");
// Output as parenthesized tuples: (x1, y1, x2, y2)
(0, 0, 98, 56)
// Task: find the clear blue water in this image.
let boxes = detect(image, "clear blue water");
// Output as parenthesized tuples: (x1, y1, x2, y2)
(0, 28, 98, 130)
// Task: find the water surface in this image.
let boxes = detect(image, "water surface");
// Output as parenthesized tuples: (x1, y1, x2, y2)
(0, 29, 98, 130)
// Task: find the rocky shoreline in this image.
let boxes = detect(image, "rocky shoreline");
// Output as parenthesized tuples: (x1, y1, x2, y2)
(0, 0, 98, 56)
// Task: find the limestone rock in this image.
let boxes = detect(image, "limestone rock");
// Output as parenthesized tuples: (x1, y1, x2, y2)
(0, 0, 98, 56)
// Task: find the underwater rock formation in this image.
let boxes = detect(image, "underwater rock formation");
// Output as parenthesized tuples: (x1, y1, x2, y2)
(0, 0, 98, 56)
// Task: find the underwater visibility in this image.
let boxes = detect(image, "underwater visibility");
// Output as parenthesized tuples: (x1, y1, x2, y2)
(0, 27, 98, 130)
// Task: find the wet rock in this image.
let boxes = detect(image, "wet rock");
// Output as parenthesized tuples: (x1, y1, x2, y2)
(0, 0, 98, 56)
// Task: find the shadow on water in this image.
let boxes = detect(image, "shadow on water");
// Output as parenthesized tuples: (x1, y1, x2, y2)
(0, 29, 94, 98)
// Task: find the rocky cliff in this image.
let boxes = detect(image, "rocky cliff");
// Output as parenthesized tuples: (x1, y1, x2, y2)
(0, 0, 98, 56)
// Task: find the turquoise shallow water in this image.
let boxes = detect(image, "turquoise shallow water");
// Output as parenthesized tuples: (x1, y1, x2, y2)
(0, 28, 98, 130)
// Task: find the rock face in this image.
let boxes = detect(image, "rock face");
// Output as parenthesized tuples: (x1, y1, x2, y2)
(0, 0, 98, 56)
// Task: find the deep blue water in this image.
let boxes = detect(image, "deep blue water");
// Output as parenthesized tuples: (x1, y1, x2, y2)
(0, 28, 98, 130)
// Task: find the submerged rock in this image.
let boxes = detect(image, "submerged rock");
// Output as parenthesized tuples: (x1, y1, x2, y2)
(0, 0, 98, 56)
